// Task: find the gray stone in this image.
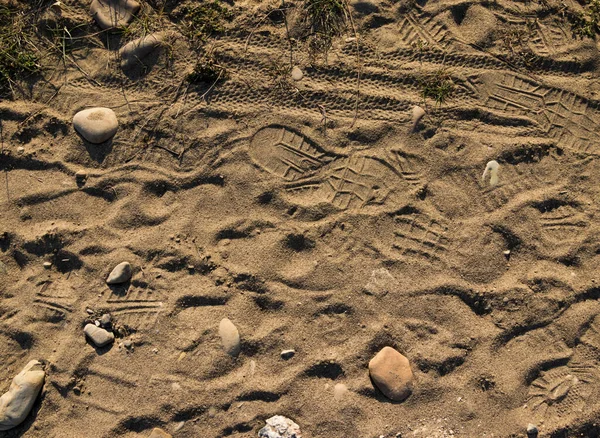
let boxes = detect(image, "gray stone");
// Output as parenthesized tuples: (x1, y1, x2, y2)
(258, 415, 302, 438)
(219, 318, 241, 357)
(73, 107, 118, 144)
(106, 261, 132, 284)
(84, 323, 115, 347)
(90, 0, 140, 30)
(0, 360, 45, 431)
(120, 32, 168, 69)
(368, 346, 414, 402)
(100, 313, 112, 326)
(363, 268, 398, 297)
(280, 350, 295, 360)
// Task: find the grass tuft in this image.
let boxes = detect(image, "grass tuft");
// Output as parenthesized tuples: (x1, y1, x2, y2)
(572, 0, 600, 38)
(0, 3, 41, 95)
(187, 51, 227, 84)
(182, 1, 233, 46)
(419, 68, 454, 106)
(302, 0, 348, 55)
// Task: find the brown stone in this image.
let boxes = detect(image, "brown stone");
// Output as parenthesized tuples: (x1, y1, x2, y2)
(149, 427, 172, 438)
(368, 346, 414, 401)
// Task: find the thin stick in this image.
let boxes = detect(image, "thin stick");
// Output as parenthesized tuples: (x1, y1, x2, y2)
(1, 121, 8, 203)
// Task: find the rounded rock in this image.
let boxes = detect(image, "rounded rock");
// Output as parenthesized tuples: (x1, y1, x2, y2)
(106, 261, 132, 284)
(120, 32, 168, 70)
(368, 346, 414, 402)
(149, 427, 173, 438)
(281, 349, 295, 360)
(0, 360, 45, 431)
(219, 318, 241, 357)
(90, 0, 140, 30)
(73, 107, 118, 144)
(84, 323, 115, 347)
(291, 66, 303, 81)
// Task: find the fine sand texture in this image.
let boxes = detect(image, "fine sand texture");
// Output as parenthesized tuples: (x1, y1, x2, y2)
(2, 0, 600, 437)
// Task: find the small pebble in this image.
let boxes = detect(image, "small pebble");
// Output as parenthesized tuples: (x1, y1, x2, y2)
(124, 340, 133, 349)
(100, 313, 111, 326)
(86, 308, 94, 315)
(291, 66, 303, 81)
(219, 318, 241, 357)
(75, 170, 87, 184)
(369, 346, 414, 402)
(43, 262, 52, 269)
(16, 147, 25, 154)
(280, 349, 295, 360)
(527, 423, 538, 437)
(149, 427, 173, 438)
(106, 261, 132, 284)
(84, 323, 115, 348)
(73, 107, 119, 144)
(258, 415, 302, 438)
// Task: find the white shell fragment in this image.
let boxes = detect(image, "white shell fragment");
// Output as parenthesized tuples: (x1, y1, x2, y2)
(0, 360, 45, 431)
(409, 105, 426, 133)
(482, 160, 500, 187)
(219, 318, 241, 357)
(73, 107, 118, 144)
(258, 415, 302, 438)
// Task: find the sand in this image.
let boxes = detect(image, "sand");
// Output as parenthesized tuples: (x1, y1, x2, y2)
(2, 0, 600, 436)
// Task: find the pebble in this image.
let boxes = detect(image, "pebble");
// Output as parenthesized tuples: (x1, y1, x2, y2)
(219, 318, 241, 357)
(73, 107, 119, 144)
(280, 349, 295, 360)
(409, 105, 426, 133)
(0, 360, 45, 431)
(43, 261, 52, 269)
(84, 323, 115, 347)
(120, 32, 168, 69)
(75, 170, 87, 184)
(149, 428, 172, 438)
(106, 261, 132, 284)
(16, 147, 25, 154)
(90, 0, 140, 29)
(368, 346, 414, 402)
(333, 383, 348, 400)
(527, 424, 538, 437)
(100, 313, 111, 327)
(123, 340, 133, 349)
(258, 415, 302, 438)
(291, 66, 303, 81)
(363, 268, 398, 297)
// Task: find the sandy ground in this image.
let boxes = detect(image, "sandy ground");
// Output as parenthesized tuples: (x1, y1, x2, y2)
(2, 0, 600, 437)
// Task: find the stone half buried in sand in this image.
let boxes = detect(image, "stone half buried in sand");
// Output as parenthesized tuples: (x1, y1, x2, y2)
(84, 324, 115, 347)
(149, 427, 172, 438)
(73, 107, 118, 144)
(368, 346, 414, 402)
(258, 415, 302, 438)
(363, 267, 399, 297)
(106, 261, 132, 284)
(120, 32, 170, 70)
(90, 0, 140, 30)
(0, 360, 45, 431)
(219, 318, 241, 357)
